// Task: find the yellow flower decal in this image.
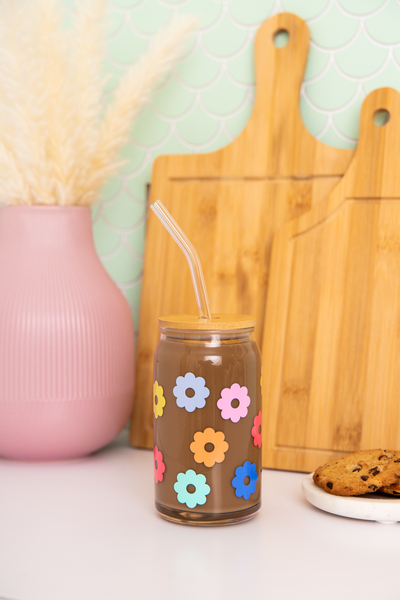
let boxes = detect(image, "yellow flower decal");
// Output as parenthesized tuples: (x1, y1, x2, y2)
(153, 381, 166, 419)
(190, 427, 229, 467)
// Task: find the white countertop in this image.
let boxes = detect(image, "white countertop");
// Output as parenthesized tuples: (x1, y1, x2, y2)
(0, 431, 399, 600)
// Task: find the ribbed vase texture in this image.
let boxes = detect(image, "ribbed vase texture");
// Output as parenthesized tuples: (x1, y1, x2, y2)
(0, 206, 135, 460)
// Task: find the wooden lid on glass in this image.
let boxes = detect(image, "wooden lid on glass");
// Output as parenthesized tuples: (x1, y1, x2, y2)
(158, 314, 256, 331)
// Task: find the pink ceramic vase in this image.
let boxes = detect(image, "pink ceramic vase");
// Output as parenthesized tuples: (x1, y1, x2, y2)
(0, 206, 135, 460)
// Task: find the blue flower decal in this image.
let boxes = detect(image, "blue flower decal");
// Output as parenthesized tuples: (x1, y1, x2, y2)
(173, 372, 210, 413)
(174, 469, 211, 509)
(232, 461, 258, 500)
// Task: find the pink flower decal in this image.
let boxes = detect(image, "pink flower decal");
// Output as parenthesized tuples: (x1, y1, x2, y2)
(154, 445, 165, 483)
(217, 383, 250, 423)
(251, 410, 262, 448)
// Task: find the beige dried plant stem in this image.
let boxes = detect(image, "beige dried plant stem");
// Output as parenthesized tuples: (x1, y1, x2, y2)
(68, 0, 110, 205)
(79, 13, 200, 205)
(0, 1, 46, 204)
(0, 0, 198, 206)
(34, 0, 76, 205)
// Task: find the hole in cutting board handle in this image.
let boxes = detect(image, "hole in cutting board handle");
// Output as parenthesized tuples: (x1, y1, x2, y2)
(373, 109, 390, 127)
(273, 29, 290, 48)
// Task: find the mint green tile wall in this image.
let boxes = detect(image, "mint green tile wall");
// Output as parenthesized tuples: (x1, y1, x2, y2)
(67, 0, 400, 334)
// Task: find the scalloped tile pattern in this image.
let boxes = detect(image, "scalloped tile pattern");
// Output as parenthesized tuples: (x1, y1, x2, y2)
(62, 0, 400, 335)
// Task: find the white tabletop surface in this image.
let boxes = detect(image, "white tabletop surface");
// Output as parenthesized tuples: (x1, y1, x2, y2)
(1, 430, 399, 600)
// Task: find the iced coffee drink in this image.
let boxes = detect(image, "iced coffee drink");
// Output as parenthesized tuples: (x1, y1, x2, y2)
(153, 314, 262, 526)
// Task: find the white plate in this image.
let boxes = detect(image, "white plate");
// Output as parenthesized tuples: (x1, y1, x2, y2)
(302, 473, 400, 524)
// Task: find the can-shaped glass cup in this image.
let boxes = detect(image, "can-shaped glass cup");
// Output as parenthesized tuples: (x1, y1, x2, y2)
(153, 314, 262, 526)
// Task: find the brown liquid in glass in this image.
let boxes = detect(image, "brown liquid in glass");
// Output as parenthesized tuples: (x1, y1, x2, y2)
(153, 329, 262, 526)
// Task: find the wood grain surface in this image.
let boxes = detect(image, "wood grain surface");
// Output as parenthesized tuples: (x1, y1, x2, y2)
(262, 87, 400, 473)
(130, 12, 353, 449)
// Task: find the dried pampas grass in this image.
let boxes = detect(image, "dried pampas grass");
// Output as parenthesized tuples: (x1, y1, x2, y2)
(0, 0, 198, 206)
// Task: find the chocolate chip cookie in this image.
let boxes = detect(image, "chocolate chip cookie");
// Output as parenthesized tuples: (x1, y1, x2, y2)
(313, 450, 400, 496)
(380, 480, 400, 496)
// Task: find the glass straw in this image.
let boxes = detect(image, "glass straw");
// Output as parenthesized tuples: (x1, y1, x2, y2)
(150, 200, 212, 320)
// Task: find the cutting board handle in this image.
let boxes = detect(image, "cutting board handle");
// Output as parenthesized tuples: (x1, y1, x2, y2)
(349, 87, 400, 199)
(254, 12, 310, 116)
(235, 12, 352, 176)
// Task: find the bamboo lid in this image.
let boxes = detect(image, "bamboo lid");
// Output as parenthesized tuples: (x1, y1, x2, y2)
(158, 314, 256, 331)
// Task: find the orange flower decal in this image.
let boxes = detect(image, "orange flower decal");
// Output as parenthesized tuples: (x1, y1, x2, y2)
(190, 427, 229, 467)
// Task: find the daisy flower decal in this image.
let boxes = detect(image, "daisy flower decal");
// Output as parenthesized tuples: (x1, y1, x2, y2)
(232, 461, 258, 500)
(153, 381, 166, 419)
(190, 427, 229, 467)
(174, 469, 211, 508)
(251, 410, 262, 448)
(173, 372, 210, 413)
(154, 445, 166, 483)
(217, 383, 250, 423)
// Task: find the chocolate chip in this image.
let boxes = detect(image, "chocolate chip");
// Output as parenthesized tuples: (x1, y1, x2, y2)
(327, 482, 333, 489)
(372, 469, 380, 476)
(394, 459, 400, 463)
(379, 455, 388, 460)
(352, 466, 361, 472)
(360, 475, 369, 481)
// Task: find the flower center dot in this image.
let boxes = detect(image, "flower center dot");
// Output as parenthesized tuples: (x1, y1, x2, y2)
(154, 395, 158, 405)
(155, 460, 158, 470)
(244, 476, 251, 486)
(258, 424, 261, 435)
(186, 484, 196, 494)
(186, 388, 195, 398)
(205, 442, 215, 453)
(230, 398, 240, 409)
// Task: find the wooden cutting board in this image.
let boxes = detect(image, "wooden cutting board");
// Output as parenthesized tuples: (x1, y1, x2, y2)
(129, 12, 353, 449)
(262, 87, 400, 473)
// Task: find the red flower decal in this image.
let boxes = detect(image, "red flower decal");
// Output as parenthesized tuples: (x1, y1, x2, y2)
(154, 445, 166, 483)
(251, 410, 262, 448)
